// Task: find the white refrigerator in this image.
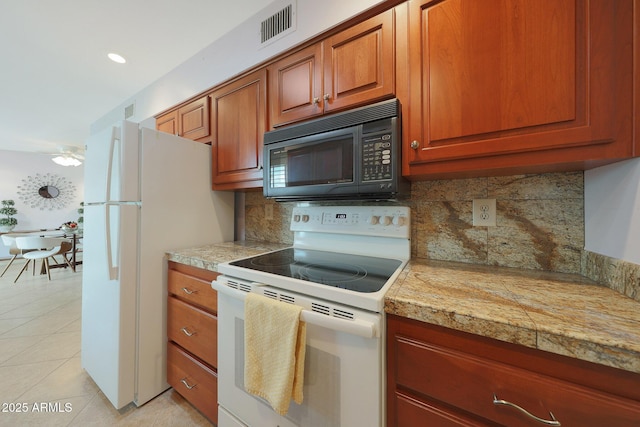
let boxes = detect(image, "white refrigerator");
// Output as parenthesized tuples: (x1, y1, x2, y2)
(81, 120, 234, 409)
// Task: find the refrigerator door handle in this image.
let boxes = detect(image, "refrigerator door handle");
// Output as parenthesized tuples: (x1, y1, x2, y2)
(105, 126, 120, 202)
(105, 204, 119, 280)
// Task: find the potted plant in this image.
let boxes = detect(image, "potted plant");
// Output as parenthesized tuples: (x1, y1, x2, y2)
(77, 202, 84, 229)
(0, 199, 18, 232)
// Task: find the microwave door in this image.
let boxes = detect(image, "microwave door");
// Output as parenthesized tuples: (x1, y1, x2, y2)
(287, 143, 350, 187)
(265, 128, 358, 200)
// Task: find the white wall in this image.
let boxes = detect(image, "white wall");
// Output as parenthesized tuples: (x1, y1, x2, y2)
(94, 0, 384, 132)
(0, 150, 84, 258)
(585, 158, 640, 264)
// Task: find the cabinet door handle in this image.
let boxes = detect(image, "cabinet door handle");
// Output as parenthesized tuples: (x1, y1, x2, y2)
(180, 327, 196, 337)
(180, 378, 196, 390)
(312, 97, 320, 104)
(410, 140, 420, 149)
(181, 287, 197, 295)
(493, 394, 561, 426)
(323, 93, 330, 101)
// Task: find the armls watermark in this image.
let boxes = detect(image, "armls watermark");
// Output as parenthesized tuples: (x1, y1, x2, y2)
(2, 402, 73, 413)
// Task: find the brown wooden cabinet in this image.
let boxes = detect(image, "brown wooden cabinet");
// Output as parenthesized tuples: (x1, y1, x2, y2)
(177, 96, 210, 141)
(269, 9, 395, 127)
(156, 110, 178, 136)
(167, 262, 219, 424)
(210, 68, 267, 190)
(387, 314, 640, 427)
(268, 43, 323, 126)
(156, 95, 210, 141)
(402, 0, 637, 179)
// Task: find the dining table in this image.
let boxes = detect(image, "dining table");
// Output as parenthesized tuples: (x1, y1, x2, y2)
(1, 229, 82, 272)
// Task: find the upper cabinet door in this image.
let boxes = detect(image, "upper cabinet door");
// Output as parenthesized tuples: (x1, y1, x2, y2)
(269, 8, 396, 128)
(268, 44, 323, 127)
(424, 0, 576, 142)
(405, 0, 635, 178)
(323, 8, 395, 113)
(210, 68, 267, 190)
(156, 95, 210, 141)
(177, 96, 210, 141)
(156, 111, 178, 136)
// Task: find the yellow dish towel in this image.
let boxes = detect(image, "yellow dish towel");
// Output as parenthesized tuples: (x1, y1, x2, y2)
(244, 293, 307, 415)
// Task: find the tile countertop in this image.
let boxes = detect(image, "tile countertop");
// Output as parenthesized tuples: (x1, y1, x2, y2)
(386, 259, 640, 375)
(167, 241, 640, 375)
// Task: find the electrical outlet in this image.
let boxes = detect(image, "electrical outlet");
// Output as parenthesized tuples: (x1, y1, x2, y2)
(472, 199, 496, 227)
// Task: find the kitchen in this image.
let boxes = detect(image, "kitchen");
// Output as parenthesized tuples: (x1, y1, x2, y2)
(153, 0, 640, 425)
(1, 0, 639, 426)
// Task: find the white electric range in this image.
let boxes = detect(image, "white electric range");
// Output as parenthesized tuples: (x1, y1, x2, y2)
(212, 205, 410, 427)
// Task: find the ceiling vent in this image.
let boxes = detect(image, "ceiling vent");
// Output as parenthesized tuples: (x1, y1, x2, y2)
(124, 103, 135, 119)
(260, 1, 296, 46)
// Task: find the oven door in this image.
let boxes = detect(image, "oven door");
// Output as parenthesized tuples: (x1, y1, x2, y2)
(213, 282, 384, 427)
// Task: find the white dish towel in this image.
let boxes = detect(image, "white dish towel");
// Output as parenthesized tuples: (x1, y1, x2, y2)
(244, 292, 307, 415)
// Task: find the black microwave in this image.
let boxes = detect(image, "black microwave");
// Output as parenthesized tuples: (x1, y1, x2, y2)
(263, 98, 408, 201)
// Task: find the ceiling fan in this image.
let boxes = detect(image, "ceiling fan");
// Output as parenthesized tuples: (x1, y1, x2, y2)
(51, 146, 85, 167)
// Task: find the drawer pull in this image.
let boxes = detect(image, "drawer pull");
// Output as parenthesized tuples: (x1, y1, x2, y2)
(181, 287, 197, 295)
(493, 394, 561, 426)
(180, 378, 196, 390)
(180, 327, 196, 337)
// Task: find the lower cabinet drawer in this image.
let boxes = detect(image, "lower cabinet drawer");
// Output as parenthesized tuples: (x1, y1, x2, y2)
(395, 390, 493, 427)
(394, 335, 640, 426)
(167, 296, 217, 367)
(168, 268, 218, 312)
(167, 342, 218, 424)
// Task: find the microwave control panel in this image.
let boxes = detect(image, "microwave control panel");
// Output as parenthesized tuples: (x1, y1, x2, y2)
(362, 133, 393, 182)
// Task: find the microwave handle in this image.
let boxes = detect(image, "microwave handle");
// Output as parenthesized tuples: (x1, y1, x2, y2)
(211, 280, 377, 338)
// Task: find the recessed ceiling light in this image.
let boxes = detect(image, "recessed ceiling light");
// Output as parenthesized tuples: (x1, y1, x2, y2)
(108, 53, 126, 64)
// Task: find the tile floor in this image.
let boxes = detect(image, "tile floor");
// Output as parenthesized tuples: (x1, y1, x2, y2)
(0, 258, 212, 426)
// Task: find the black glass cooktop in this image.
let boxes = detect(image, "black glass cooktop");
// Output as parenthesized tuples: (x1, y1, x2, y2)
(229, 248, 403, 293)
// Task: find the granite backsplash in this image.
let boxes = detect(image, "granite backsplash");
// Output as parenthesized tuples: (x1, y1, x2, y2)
(243, 171, 639, 301)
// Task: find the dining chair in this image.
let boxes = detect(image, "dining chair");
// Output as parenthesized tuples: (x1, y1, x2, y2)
(0, 234, 35, 278)
(13, 236, 73, 283)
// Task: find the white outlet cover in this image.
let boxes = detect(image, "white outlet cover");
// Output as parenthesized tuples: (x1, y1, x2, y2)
(472, 198, 497, 227)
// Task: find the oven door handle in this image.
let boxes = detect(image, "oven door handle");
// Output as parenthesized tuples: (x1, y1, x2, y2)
(212, 281, 378, 338)
(300, 309, 377, 338)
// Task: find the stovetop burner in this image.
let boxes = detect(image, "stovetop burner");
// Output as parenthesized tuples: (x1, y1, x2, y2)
(230, 247, 402, 293)
(248, 250, 295, 267)
(296, 262, 366, 284)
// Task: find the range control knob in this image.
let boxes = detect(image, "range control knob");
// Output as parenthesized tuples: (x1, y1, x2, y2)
(382, 216, 393, 226)
(392, 216, 406, 226)
(293, 214, 301, 222)
(301, 215, 310, 223)
(368, 215, 380, 225)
